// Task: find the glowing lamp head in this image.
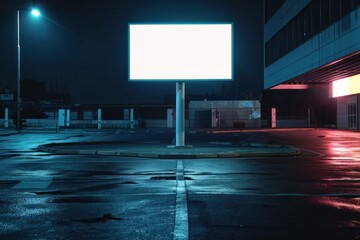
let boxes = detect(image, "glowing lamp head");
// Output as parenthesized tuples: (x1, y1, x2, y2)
(31, 9, 40, 17)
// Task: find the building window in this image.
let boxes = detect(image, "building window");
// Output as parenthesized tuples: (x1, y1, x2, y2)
(265, 0, 360, 67)
(265, 0, 286, 22)
(348, 103, 357, 129)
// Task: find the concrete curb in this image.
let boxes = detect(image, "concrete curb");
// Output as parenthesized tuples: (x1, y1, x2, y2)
(37, 141, 302, 159)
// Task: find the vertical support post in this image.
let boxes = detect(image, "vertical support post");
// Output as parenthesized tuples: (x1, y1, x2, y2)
(98, 108, 102, 129)
(357, 94, 360, 130)
(123, 109, 129, 128)
(307, 107, 311, 128)
(17, 9, 21, 132)
(5, 108, 9, 128)
(58, 109, 65, 127)
(211, 108, 216, 128)
(271, 107, 276, 128)
(167, 109, 174, 128)
(176, 82, 185, 146)
(130, 108, 134, 129)
(66, 109, 70, 127)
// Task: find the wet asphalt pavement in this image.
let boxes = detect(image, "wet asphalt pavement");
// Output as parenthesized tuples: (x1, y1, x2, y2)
(0, 128, 359, 240)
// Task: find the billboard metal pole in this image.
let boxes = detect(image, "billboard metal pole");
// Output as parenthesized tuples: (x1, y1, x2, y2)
(176, 82, 185, 146)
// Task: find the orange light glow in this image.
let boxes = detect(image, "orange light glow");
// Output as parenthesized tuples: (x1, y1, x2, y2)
(332, 74, 360, 97)
(271, 84, 311, 90)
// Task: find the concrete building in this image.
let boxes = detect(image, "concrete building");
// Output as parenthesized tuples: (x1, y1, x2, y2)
(264, 0, 360, 130)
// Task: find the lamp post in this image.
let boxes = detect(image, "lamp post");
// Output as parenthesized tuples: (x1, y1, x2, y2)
(17, 8, 40, 132)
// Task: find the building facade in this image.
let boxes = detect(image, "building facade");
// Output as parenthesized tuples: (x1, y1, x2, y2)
(264, 0, 360, 130)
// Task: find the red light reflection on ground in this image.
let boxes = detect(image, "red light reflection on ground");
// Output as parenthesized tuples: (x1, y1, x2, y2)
(211, 128, 313, 134)
(320, 198, 360, 213)
(211, 128, 360, 161)
(318, 198, 360, 227)
(327, 141, 360, 163)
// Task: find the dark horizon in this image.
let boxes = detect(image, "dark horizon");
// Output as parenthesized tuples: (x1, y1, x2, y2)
(0, 0, 263, 104)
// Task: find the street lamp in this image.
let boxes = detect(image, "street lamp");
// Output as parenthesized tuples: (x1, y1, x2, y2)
(17, 8, 41, 131)
(31, 9, 41, 17)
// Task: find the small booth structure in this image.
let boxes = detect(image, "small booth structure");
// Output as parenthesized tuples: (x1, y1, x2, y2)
(189, 100, 261, 129)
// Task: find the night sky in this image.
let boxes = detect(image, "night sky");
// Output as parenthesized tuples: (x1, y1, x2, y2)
(0, 0, 263, 104)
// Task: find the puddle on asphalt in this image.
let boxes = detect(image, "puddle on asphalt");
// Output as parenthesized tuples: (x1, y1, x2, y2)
(75, 171, 123, 177)
(76, 183, 121, 192)
(150, 176, 193, 180)
(135, 170, 175, 175)
(33, 190, 68, 195)
(120, 181, 137, 184)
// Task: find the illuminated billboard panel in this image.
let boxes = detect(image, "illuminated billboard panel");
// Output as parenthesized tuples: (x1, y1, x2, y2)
(129, 24, 233, 81)
(332, 74, 360, 98)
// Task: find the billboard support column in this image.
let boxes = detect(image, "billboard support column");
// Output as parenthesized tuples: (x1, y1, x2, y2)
(176, 82, 185, 147)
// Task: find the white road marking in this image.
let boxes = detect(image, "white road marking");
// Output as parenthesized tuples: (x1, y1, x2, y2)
(173, 160, 189, 240)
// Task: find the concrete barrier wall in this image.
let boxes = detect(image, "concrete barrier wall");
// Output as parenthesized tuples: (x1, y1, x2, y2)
(0, 118, 309, 129)
(23, 119, 57, 128)
(0, 119, 56, 129)
(0, 119, 14, 128)
(95, 120, 139, 128)
(0, 118, 164, 129)
(142, 120, 167, 128)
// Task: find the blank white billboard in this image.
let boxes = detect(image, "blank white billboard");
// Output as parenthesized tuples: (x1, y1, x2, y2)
(129, 24, 233, 81)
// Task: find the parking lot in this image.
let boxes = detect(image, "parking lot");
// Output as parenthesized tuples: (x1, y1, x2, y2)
(0, 128, 359, 239)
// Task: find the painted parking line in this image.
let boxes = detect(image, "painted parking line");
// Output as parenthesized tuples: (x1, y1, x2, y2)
(173, 160, 189, 240)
